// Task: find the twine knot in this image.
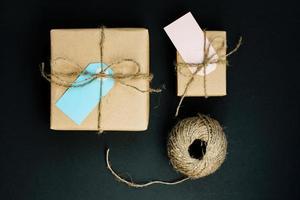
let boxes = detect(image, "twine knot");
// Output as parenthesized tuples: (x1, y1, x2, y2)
(96, 72, 108, 78)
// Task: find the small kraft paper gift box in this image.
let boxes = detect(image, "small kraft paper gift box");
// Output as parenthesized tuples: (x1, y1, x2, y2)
(176, 31, 226, 96)
(50, 28, 151, 131)
(164, 12, 227, 97)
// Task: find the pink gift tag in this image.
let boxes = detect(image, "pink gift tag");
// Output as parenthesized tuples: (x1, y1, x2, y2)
(164, 12, 218, 76)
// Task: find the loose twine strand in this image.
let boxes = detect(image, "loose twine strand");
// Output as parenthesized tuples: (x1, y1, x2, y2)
(105, 149, 190, 188)
(175, 34, 242, 117)
(40, 26, 161, 133)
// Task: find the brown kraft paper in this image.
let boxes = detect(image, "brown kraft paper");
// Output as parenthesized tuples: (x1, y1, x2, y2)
(177, 31, 227, 97)
(50, 28, 150, 131)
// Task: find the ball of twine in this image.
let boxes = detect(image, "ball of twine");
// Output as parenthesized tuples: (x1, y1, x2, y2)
(167, 114, 227, 179)
(106, 114, 227, 187)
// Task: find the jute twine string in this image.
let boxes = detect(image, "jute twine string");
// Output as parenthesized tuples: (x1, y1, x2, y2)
(105, 114, 227, 188)
(175, 33, 242, 117)
(41, 26, 161, 133)
(167, 114, 227, 179)
(106, 149, 190, 188)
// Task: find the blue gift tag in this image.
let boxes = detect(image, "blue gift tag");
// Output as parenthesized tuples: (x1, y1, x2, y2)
(56, 63, 115, 125)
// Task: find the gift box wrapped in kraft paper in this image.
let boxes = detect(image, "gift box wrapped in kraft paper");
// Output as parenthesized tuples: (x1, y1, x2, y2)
(164, 12, 228, 97)
(50, 28, 152, 131)
(176, 31, 227, 97)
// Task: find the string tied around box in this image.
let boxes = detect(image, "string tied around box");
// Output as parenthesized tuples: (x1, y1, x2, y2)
(175, 32, 242, 117)
(40, 26, 161, 133)
(106, 114, 227, 188)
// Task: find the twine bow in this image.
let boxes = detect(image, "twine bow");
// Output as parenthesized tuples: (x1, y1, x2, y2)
(175, 32, 242, 117)
(41, 26, 161, 133)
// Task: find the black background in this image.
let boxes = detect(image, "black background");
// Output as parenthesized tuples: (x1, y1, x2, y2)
(1, 0, 300, 199)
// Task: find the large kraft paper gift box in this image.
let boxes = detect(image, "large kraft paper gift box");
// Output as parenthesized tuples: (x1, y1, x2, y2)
(50, 28, 150, 131)
(177, 31, 227, 96)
